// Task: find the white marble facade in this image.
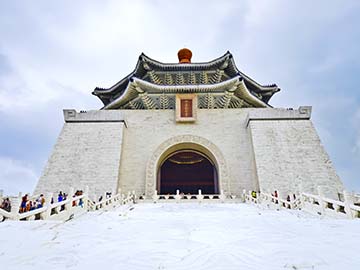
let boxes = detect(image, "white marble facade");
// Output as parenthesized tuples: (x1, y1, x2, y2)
(34, 106, 343, 199)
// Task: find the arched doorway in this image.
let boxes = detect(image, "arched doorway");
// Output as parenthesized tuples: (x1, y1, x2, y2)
(158, 149, 219, 194)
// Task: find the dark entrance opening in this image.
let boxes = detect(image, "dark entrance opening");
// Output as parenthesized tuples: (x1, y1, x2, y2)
(159, 150, 218, 194)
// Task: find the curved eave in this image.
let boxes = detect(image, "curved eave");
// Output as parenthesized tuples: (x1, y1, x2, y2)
(92, 55, 145, 97)
(133, 75, 241, 93)
(227, 57, 280, 95)
(236, 80, 269, 108)
(103, 76, 269, 110)
(92, 51, 234, 101)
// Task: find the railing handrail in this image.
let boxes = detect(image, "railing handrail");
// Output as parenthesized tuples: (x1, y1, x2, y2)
(0, 208, 13, 218)
(244, 188, 360, 219)
(0, 189, 200, 222)
(2, 187, 359, 222)
(93, 193, 122, 208)
(321, 197, 345, 207)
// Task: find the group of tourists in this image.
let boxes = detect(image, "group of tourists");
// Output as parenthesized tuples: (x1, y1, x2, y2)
(13, 189, 86, 214)
(19, 194, 45, 213)
(271, 190, 297, 208)
(250, 190, 297, 209)
(272, 190, 278, 203)
(73, 190, 84, 207)
(0, 198, 11, 212)
(98, 192, 112, 202)
(56, 190, 85, 209)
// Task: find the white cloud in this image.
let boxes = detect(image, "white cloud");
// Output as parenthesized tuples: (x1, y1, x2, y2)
(308, 55, 344, 74)
(0, 0, 359, 193)
(0, 157, 38, 196)
(0, 65, 62, 111)
(0, 0, 238, 112)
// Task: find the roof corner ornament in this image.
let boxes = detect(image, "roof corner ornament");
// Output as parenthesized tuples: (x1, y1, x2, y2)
(219, 59, 229, 70)
(134, 85, 144, 94)
(143, 61, 151, 71)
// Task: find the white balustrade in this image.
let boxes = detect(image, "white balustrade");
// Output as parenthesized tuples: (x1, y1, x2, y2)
(2, 186, 359, 222)
(150, 189, 239, 203)
(243, 187, 360, 219)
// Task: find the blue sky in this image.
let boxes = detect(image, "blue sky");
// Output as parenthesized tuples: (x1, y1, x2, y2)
(0, 1, 359, 195)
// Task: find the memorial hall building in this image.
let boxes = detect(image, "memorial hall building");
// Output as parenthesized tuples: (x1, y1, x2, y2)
(34, 49, 344, 199)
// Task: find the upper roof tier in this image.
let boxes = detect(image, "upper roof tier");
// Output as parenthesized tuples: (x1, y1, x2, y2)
(92, 50, 280, 108)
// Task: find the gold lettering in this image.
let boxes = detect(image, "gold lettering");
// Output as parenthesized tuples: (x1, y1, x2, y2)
(181, 99, 192, 117)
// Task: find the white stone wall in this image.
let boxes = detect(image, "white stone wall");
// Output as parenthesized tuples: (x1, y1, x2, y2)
(34, 122, 125, 198)
(118, 109, 260, 196)
(34, 107, 344, 199)
(249, 119, 344, 199)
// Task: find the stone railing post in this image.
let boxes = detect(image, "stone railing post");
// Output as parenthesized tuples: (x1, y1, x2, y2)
(121, 193, 125, 205)
(84, 186, 89, 209)
(108, 192, 113, 206)
(266, 190, 272, 205)
(344, 190, 354, 219)
(242, 189, 246, 202)
(317, 186, 325, 215)
(197, 189, 203, 202)
(271, 187, 278, 206)
(10, 192, 22, 220)
(132, 190, 136, 203)
(248, 190, 253, 203)
(299, 183, 305, 209)
(275, 190, 280, 210)
(104, 192, 108, 206)
(41, 192, 53, 220)
(219, 190, 226, 202)
(175, 190, 181, 202)
(117, 189, 122, 205)
(152, 190, 158, 203)
(118, 193, 122, 206)
(66, 187, 74, 211)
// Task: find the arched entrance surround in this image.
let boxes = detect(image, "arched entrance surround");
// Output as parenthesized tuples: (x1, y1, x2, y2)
(145, 135, 230, 197)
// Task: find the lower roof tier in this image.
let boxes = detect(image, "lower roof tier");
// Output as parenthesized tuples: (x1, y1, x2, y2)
(103, 76, 270, 110)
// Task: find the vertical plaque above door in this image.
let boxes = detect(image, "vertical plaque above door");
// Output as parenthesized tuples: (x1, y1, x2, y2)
(176, 94, 197, 122)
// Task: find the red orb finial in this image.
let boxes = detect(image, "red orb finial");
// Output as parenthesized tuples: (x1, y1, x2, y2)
(178, 48, 192, 63)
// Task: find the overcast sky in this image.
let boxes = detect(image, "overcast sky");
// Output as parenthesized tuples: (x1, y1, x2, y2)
(0, 1, 359, 195)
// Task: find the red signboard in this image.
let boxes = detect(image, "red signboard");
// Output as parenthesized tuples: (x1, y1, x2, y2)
(180, 99, 193, 118)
